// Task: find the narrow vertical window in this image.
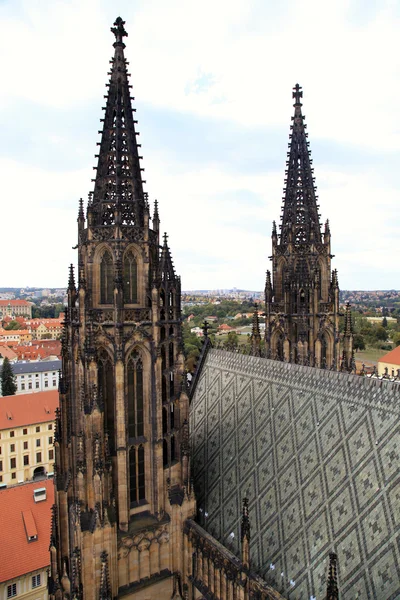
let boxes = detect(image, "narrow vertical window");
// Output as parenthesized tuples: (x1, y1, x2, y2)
(138, 445, 145, 500)
(98, 350, 115, 452)
(100, 250, 114, 304)
(129, 447, 137, 504)
(127, 352, 144, 439)
(163, 439, 168, 467)
(123, 251, 138, 303)
(129, 445, 146, 505)
(171, 435, 176, 462)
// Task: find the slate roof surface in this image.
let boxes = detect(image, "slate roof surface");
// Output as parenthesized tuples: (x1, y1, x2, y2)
(1, 359, 61, 375)
(0, 480, 54, 582)
(190, 349, 400, 599)
(0, 390, 58, 429)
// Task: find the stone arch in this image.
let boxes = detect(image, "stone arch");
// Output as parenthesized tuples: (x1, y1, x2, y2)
(316, 328, 334, 368)
(271, 329, 285, 361)
(275, 257, 287, 302)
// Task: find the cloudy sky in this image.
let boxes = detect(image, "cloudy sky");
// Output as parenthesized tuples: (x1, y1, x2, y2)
(0, 0, 399, 291)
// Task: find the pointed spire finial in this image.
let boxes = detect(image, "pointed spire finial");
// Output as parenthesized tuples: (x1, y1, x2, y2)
(68, 264, 76, 290)
(326, 552, 339, 600)
(153, 199, 159, 218)
(111, 16, 128, 48)
(250, 307, 262, 356)
(202, 320, 210, 338)
(241, 497, 250, 541)
(78, 198, 84, 220)
(163, 232, 168, 246)
(292, 83, 303, 106)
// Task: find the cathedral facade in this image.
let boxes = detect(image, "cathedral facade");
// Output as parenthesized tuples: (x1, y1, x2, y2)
(50, 16, 400, 600)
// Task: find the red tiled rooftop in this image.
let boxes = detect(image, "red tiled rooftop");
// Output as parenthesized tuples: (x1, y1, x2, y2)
(0, 390, 59, 429)
(0, 300, 31, 307)
(379, 344, 400, 366)
(0, 480, 54, 582)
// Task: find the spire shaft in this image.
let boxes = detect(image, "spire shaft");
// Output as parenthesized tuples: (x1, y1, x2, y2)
(280, 84, 321, 245)
(92, 17, 145, 228)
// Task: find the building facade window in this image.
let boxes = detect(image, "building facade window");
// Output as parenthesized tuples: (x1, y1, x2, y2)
(23, 442, 28, 450)
(44, 381, 48, 388)
(48, 424, 53, 430)
(100, 250, 114, 304)
(7, 583, 17, 598)
(21, 383, 25, 391)
(28, 382, 32, 389)
(98, 349, 115, 452)
(0, 460, 2, 471)
(127, 351, 144, 439)
(123, 251, 138, 303)
(24, 455, 29, 466)
(36, 426, 40, 433)
(10, 431, 14, 438)
(32, 575, 41, 588)
(49, 449, 54, 460)
(10, 458, 16, 469)
(36, 452, 42, 463)
(23, 429, 27, 435)
(11, 472, 16, 479)
(129, 445, 145, 505)
(48, 437, 53, 444)
(36, 382, 39, 389)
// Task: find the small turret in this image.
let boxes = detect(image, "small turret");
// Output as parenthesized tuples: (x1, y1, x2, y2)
(250, 307, 261, 357)
(326, 552, 339, 600)
(240, 498, 251, 570)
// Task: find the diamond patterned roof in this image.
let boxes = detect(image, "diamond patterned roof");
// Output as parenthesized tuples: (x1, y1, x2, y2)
(190, 349, 400, 599)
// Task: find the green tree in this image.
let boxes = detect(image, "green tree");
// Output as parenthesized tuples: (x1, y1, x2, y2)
(353, 334, 365, 351)
(382, 316, 388, 328)
(223, 331, 238, 349)
(374, 325, 388, 341)
(4, 320, 21, 330)
(1, 357, 17, 396)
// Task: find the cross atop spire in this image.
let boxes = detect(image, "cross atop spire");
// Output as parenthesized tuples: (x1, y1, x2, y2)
(111, 16, 128, 47)
(292, 83, 303, 106)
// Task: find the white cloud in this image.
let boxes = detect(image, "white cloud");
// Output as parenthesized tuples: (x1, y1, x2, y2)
(0, 0, 398, 290)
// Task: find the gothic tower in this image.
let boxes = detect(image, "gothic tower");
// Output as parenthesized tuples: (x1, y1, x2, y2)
(49, 17, 195, 600)
(265, 84, 341, 369)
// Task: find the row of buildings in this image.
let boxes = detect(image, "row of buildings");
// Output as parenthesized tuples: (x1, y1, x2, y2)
(0, 390, 58, 600)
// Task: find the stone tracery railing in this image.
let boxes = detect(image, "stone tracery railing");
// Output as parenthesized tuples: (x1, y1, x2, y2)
(184, 520, 285, 600)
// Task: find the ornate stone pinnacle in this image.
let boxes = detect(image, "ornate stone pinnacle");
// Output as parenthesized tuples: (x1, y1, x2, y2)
(111, 16, 128, 47)
(292, 83, 303, 106)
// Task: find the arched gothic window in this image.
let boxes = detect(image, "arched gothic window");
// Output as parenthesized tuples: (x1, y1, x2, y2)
(129, 445, 145, 505)
(100, 250, 114, 304)
(98, 349, 115, 452)
(123, 251, 138, 304)
(127, 351, 144, 439)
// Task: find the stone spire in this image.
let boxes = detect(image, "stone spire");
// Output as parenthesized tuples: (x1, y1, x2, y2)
(341, 302, 354, 373)
(240, 498, 251, 569)
(326, 552, 339, 600)
(250, 307, 261, 356)
(280, 84, 321, 245)
(90, 16, 145, 228)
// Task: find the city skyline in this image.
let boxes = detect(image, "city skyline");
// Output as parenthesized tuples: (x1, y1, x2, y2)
(0, 0, 399, 290)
